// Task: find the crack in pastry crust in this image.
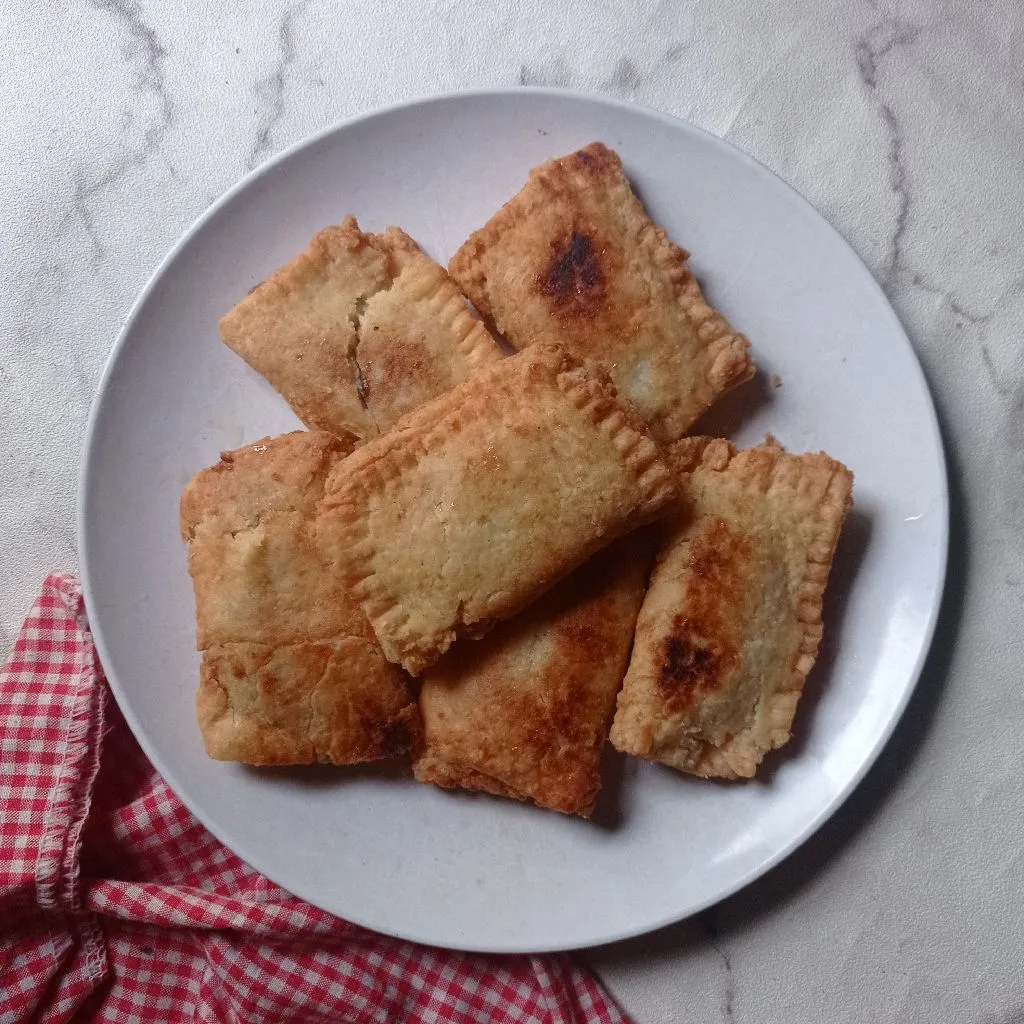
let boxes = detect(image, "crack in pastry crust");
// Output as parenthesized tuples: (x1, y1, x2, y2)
(449, 142, 755, 444)
(610, 436, 853, 778)
(180, 431, 419, 765)
(318, 344, 678, 676)
(219, 217, 501, 442)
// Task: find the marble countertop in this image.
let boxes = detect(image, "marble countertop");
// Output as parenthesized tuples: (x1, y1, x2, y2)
(3, 1, 1022, 1020)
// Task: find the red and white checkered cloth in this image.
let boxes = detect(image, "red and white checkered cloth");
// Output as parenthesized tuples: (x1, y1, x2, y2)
(0, 575, 629, 1024)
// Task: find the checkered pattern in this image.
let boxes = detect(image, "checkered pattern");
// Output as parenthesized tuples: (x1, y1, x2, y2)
(0, 576, 629, 1024)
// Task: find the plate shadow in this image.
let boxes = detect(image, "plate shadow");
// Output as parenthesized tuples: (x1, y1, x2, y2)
(757, 504, 874, 781)
(688, 368, 775, 439)
(247, 758, 413, 788)
(588, 745, 628, 831)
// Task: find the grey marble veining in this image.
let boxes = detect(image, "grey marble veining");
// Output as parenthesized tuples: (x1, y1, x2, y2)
(2, 1, 1022, 1020)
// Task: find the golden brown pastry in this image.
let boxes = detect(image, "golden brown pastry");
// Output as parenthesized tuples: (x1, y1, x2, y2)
(180, 431, 419, 765)
(318, 343, 678, 676)
(448, 143, 754, 444)
(610, 437, 853, 778)
(219, 217, 501, 441)
(415, 532, 655, 817)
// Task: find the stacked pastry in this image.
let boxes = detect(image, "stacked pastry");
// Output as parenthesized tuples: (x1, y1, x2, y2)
(182, 143, 853, 818)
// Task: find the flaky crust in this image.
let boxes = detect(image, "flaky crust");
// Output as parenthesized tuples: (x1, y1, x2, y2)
(197, 639, 419, 765)
(318, 343, 678, 676)
(219, 217, 500, 441)
(180, 431, 370, 649)
(356, 227, 502, 431)
(414, 532, 655, 817)
(609, 437, 853, 778)
(180, 431, 419, 765)
(449, 143, 754, 444)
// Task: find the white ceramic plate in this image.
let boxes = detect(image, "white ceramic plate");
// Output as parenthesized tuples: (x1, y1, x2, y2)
(79, 90, 947, 953)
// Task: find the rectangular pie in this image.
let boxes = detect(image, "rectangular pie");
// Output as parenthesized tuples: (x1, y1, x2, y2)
(219, 217, 501, 441)
(180, 431, 419, 765)
(414, 531, 655, 817)
(609, 437, 853, 778)
(448, 143, 754, 444)
(318, 343, 678, 676)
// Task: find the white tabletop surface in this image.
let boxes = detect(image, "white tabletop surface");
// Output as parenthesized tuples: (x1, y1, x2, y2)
(2, 2, 1021, 1021)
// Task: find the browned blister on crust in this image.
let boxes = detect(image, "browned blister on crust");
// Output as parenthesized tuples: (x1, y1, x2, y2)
(318, 343, 678, 676)
(448, 143, 754, 443)
(414, 532, 656, 817)
(609, 437, 853, 778)
(218, 217, 501, 441)
(180, 431, 419, 765)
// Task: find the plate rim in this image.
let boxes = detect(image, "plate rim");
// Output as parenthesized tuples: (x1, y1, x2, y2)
(77, 86, 950, 952)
